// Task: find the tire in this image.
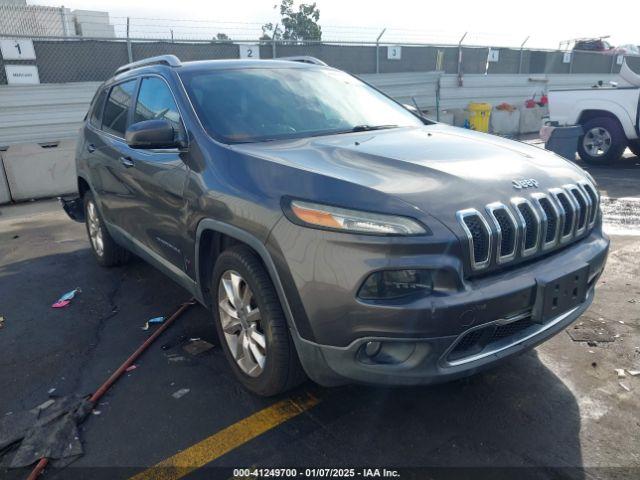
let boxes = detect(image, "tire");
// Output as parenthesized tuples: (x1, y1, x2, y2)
(83, 191, 130, 267)
(629, 139, 640, 158)
(211, 245, 306, 396)
(577, 117, 627, 165)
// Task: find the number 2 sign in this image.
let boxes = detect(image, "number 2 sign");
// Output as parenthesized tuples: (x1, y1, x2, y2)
(0, 38, 36, 60)
(239, 44, 260, 59)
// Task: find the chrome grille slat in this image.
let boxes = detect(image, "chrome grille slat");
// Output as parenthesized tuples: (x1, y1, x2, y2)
(532, 193, 561, 250)
(486, 202, 518, 263)
(457, 209, 492, 271)
(457, 182, 598, 272)
(568, 184, 588, 236)
(549, 188, 573, 244)
(511, 197, 540, 257)
(578, 181, 598, 228)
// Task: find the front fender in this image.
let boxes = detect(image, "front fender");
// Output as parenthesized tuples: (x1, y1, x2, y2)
(194, 218, 299, 335)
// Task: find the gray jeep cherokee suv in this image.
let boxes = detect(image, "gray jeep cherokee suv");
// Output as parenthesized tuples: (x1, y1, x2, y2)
(64, 55, 609, 396)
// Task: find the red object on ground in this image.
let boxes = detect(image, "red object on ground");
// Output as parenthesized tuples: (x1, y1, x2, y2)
(525, 98, 537, 108)
(26, 298, 197, 480)
(51, 300, 71, 308)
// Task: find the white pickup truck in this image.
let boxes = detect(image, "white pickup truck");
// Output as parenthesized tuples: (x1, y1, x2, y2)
(547, 61, 640, 164)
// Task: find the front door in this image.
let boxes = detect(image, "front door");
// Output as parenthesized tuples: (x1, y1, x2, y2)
(116, 76, 190, 272)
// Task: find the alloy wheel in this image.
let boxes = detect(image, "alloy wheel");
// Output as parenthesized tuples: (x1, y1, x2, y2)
(87, 201, 104, 257)
(583, 127, 612, 157)
(217, 270, 267, 377)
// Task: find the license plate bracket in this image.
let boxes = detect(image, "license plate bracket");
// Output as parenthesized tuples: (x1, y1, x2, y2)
(532, 265, 589, 324)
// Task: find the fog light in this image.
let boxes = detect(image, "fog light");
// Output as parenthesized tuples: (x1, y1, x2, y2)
(358, 269, 433, 300)
(358, 341, 417, 365)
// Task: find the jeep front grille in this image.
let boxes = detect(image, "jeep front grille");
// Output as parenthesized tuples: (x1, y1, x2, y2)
(457, 184, 598, 272)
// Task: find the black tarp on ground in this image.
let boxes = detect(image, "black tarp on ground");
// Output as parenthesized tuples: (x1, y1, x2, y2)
(0, 396, 93, 469)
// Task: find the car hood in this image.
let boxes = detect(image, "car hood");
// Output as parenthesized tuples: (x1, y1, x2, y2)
(230, 124, 588, 217)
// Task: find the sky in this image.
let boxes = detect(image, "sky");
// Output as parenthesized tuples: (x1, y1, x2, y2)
(31, 0, 639, 49)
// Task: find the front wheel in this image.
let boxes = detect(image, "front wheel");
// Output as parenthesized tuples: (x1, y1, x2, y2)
(577, 117, 627, 165)
(211, 245, 306, 396)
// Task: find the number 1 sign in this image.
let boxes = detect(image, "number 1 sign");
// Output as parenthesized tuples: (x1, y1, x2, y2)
(0, 38, 36, 60)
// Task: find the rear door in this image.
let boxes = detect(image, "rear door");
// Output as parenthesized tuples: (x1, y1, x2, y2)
(115, 75, 190, 271)
(85, 79, 139, 229)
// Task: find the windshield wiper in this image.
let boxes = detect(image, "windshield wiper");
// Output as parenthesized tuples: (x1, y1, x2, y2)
(350, 124, 399, 132)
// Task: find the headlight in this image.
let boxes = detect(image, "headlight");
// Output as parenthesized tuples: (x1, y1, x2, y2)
(286, 199, 428, 235)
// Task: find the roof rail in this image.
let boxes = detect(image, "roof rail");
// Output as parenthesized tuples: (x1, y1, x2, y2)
(115, 54, 182, 75)
(278, 56, 327, 66)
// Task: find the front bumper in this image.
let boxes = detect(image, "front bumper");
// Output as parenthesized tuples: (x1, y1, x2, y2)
(270, 218, 609, 386)
(292, 285, 596, 386)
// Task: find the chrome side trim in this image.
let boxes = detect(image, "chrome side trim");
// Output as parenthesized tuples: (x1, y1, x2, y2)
(511, 197, 541, 257)
(485, 202, 518, 264)
(106, 221, 203, 303)
(456, 208, 492, 270)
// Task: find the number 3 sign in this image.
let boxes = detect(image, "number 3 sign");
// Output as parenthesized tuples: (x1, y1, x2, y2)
(239, 44, 260, 59)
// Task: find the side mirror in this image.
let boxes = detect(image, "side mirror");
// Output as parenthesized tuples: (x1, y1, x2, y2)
(125, 119, 182, 149)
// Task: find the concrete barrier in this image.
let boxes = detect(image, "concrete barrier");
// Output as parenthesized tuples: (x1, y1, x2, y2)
(490, 109, 521, 135)
(2, 139, 77, 202)
(519, 105, 548, 134)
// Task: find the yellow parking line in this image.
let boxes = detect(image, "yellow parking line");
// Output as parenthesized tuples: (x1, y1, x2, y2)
(129, 392, 320, 480)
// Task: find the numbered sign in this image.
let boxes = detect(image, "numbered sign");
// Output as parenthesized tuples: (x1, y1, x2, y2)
(387, 46, 402, 60)
(563, 52, 572, 64)
(1, 38, 36, 60)
(5, 65, 40, 84)
(239, 44, 260, 59)
(487, 49, 500, 62)
(617, 55, 625, 65)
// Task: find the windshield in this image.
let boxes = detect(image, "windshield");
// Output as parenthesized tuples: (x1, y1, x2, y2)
(179, 67, 424, 143)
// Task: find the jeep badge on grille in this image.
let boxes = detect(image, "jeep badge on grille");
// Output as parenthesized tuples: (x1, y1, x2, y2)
(512, 178, 539, 189)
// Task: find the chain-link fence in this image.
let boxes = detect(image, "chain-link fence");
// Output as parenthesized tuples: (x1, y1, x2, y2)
(1, 3, 640, 85)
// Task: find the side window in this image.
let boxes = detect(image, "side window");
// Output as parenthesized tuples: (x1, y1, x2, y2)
(89, 89, 107, 128)
(102, 80, 137, 138)
(134, 77, 182, 132)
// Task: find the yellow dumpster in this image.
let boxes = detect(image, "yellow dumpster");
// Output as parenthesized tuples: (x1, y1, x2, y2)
(468, 102, 492, 132)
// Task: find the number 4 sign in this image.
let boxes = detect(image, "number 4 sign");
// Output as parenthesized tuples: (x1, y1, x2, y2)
(0, 38, 36, 60)
(239, 44, 260, 59)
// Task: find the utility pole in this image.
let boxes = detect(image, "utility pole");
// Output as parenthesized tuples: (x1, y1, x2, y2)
(126, 17, 133, 63)
(375, 28, 386, 74)
(518, 35, 530, 74)
(457, 32, 467, 86)
(272, 23, 279, 58)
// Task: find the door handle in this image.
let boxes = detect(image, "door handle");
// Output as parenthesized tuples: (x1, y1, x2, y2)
(87, 143, 96, 153)
(120, 156, 134, 168)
